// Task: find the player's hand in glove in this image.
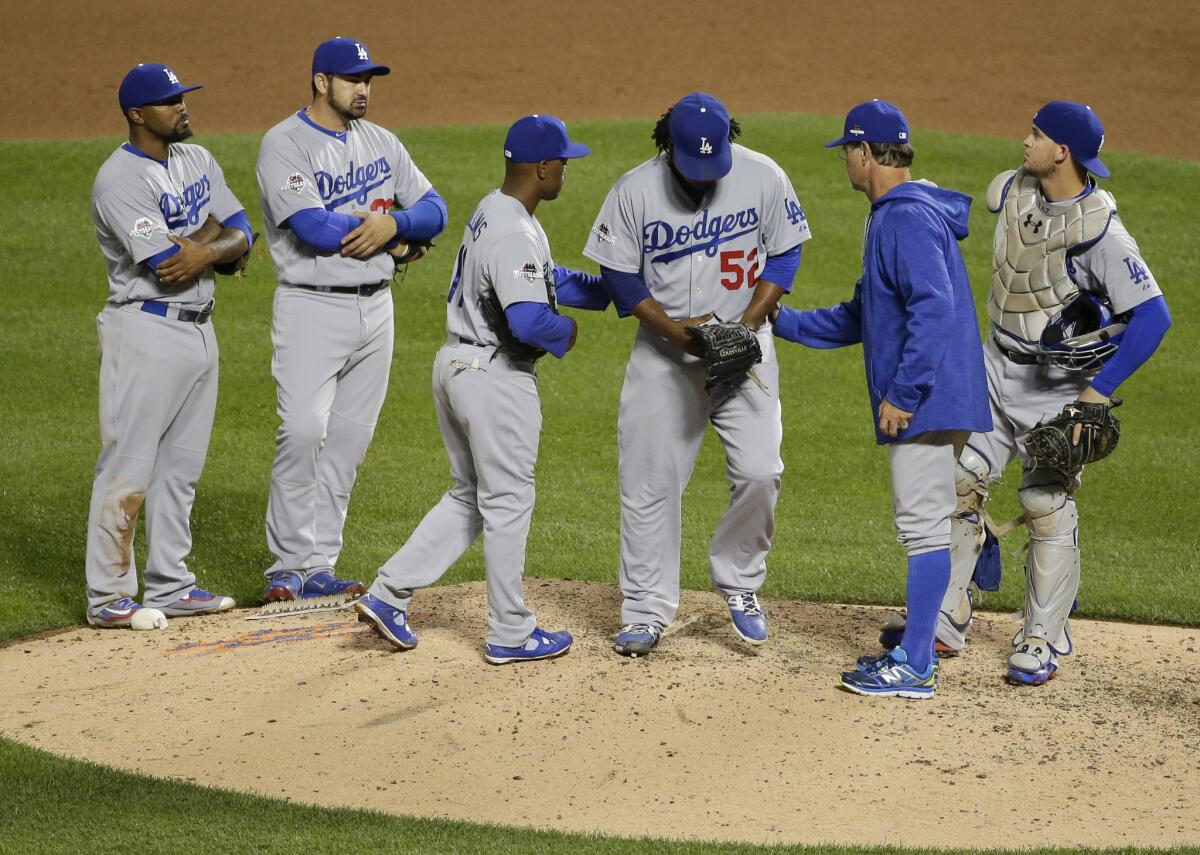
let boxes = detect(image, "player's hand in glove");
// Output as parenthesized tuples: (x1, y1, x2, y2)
(684, 320, 763, 392)
(387, 239, 432, 266)
(1026, 397, 1121, 473)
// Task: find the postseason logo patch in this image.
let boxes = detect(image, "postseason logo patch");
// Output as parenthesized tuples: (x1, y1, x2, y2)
(280, 173, 308, 193)
(513, 262, 545, 283)
(593, 222, 618, 244)
(128, 217, 166, 240)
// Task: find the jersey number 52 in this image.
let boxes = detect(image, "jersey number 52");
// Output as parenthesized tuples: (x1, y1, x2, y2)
(720, 248, 759, 291)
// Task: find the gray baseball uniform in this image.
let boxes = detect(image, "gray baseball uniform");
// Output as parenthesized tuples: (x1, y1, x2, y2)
(86, 142, 245, 614)
(941, 171, 1163, 654)
(369, 190, 572, 646)
(256, 110, 433, 580)
(584, 144, 811, 629)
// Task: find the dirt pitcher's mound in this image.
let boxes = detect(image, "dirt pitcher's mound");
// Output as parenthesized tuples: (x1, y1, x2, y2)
(2, 580, 1197, 849)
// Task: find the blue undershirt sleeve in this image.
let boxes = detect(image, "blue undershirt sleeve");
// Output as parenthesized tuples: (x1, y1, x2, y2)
(391, 188, 448, 242)
(505, 302, 575, 359)
(600, 266, 652, 318)
(1090, 296, 1172, 397)
(553, 266, 610, 311)
(286, 207, 361, 253)
(773, 284, 864, 349)
(759, 245, 801, 293)
(221, 210, 254, 255)
(144, 244, 181, 275)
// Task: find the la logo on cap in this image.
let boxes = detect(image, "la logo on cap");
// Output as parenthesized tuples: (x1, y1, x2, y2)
(699, 137, 713, 155)
(356, 43, 368, 60)
(164, 67, 179, 85)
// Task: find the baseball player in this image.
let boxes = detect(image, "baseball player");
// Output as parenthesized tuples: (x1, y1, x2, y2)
(86, 63, 253, 628)
(255, 37, 447, 603)
(878, 102, 1172, 685)
(583, 93, 812, 656)
(355, 115, 607, 663)
(772, 101, 991, 698)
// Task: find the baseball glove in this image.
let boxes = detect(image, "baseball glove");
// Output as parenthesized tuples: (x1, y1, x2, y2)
(390, 239, 433, 266)
(1025, 399, 1121, 473)
(685, 321, 762, 392)
(479, 288, 547, 362)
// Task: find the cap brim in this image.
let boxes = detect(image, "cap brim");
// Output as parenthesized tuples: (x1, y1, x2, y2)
(562, 142, 590, 159)
(673, 146, 732, 182)
(126, 83, 204, 112)
(824, 135, 851, 148)
(1079, 156, 1111, 179)
(324, 63, 391, 76)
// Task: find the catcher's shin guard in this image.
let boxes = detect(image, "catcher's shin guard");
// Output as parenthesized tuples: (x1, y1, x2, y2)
(1017, 485, 1079, 654)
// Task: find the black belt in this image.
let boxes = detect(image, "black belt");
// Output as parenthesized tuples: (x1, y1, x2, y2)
(993, 337, 1044, 365)
(456, 336, 489, 347)
(141, 300, 213, 324)
(291, 281, 390, 297)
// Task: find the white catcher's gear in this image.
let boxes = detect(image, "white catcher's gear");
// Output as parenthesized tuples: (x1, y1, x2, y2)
(1016, 484, 1079, 654)
(987, 168, 1116, 347)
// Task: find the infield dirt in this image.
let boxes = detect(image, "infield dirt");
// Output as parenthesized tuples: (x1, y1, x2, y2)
(3, 0, 1198, 849)
(3, 580, 1199, 850)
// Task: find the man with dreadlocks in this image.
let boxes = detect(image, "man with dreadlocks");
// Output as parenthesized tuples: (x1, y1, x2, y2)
(583, 92, 813, 657)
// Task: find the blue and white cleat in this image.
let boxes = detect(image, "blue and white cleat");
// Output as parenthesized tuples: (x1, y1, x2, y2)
(87, 597, 145, 628)
(840, 647, 938, 699)
(1007, 636, 1058, 686)
(156, 588, 235, 617)
(302, 569, 366, 599)
(262, 570, 304, 603)
(613, 623, 662, 657)
(727, 592, 768, 645)
(355, 593, 419, 650)
(484, 627, 572, 665)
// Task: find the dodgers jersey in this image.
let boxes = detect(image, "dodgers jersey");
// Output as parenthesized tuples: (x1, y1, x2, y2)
(584, 144, 811, 320)
(91, 143, 245, 306)
(445, 190, 556, 346)
(256, 110, 433, 287)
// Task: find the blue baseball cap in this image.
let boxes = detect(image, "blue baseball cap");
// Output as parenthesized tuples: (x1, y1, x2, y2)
(503, 115, 590, 163)
(668, 92, 732, 181)
(118, 63, 203, 113)
(1032, 101, 1110, 178)
(311, 37, 391, 77)
(825, 100, 910, 147)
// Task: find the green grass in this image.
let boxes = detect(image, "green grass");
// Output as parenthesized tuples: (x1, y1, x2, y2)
(0, 112, 1197, 853)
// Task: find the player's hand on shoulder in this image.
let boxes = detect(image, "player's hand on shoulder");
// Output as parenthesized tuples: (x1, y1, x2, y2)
(341, 211, 398, 259)
(157, 235, 217, 285)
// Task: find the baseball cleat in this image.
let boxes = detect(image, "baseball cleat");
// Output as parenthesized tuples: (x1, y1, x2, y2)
(727, 592, 768, 644)
(155, 588, 235, 617)
(1007, 636, 1058, 686)
(87, 597, 146, 629)
(840, 647, 938, 699)
(613, 623, 662, 657)
(878, 610, 964, 658)
(484, 627, 572, 665)
(302, 569, 366, 599)
(355, 593, 418, 650)
(263, 570, 304, 603)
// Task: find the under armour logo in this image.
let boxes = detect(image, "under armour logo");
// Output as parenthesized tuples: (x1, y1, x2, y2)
(1023, 212, 1044, 235)
(163, 67, 179, 85)
(1123, 256, 1150, 286)
(355, 43, 368, 60)
(699, 137, 713, 155)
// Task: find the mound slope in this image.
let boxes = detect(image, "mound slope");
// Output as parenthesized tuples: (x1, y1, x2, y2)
(2, 580, 1197, 849)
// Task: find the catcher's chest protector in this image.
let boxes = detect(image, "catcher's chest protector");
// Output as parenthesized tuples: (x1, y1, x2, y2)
(987, 169, 1116, 343)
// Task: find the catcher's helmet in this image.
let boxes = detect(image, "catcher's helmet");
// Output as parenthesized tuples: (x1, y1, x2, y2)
(1040, 291, 1126, 372)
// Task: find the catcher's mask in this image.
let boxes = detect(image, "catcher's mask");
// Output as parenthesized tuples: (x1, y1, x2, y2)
(1040, 291, 1126, 372)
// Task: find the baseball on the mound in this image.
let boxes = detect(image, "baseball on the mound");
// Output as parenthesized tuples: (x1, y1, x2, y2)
(130, 608, 168, 631)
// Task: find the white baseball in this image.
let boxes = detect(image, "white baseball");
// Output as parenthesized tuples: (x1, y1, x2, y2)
(130, 608, 168, 631)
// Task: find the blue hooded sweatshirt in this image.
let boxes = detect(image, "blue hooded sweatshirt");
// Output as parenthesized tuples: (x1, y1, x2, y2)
(775, 181, 991, 444)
